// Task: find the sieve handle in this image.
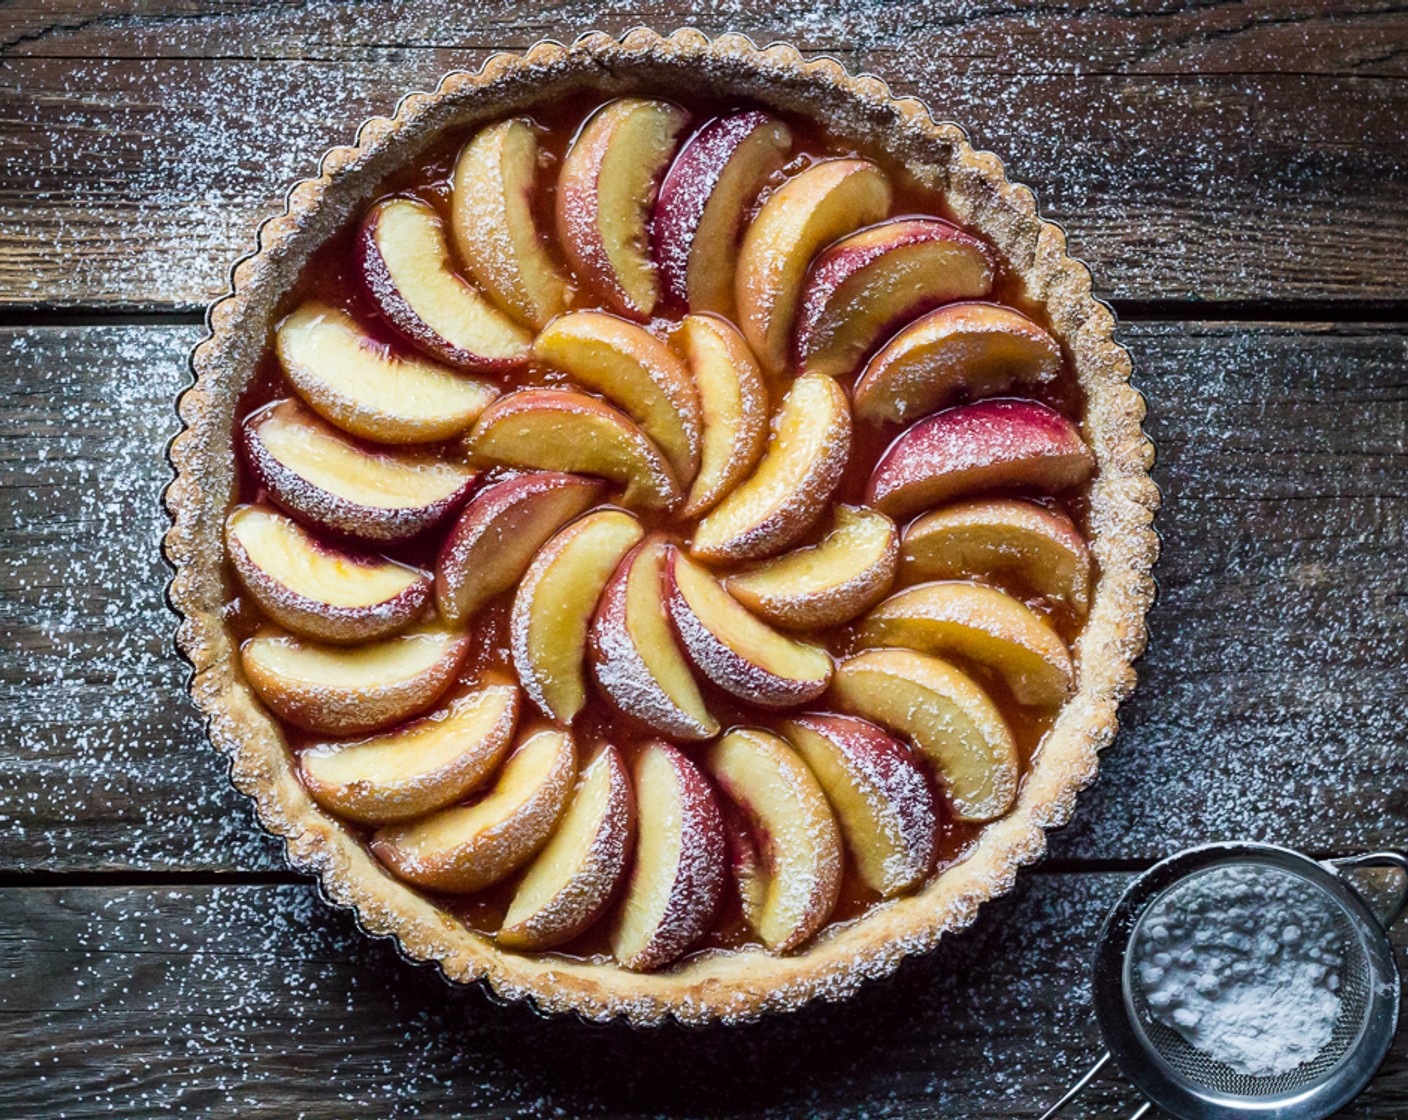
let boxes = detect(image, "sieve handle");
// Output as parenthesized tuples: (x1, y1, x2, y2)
(1327, 850, 1408, 928)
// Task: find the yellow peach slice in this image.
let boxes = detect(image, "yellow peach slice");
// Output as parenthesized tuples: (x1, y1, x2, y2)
(853, 302, 1063, 424)
(665, 547, 832, 708)
(274, 301, 497, 443)
(674, 313, 769, 519)
(451, 118, 573, 328)
(511, 510, 644, 723)
(610, 741, 725, 971)
(299, 678, 520, 824)
(590, 537, 718, 741)
(556, 98, 688, 319)
(357, 197, 532, 370)
(704, 729, 842, 953)
(901, 498, 1092, 613)
(794, 219, 994, 380)
(226, 505, 428, 644)
(533, 311, 702, 483)
(371, 728, 576, 893)
(735, 159, 892, 375)
(691, 373, 851, 563)
(243, 399, 476, 543)
(831, 648, 1018, 822)
(857, 581, 1074, 706)
(498, 744, 636, 950)
(725, 505, 897, 629)
(240, 623, 470, 736)
(466, 389, 682, 511)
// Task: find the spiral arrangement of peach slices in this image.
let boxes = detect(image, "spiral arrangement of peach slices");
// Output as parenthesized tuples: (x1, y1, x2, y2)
(228, 98, 1096, 971)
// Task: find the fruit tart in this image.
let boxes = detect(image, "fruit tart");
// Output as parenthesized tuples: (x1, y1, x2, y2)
(165, 29, 1158, 1024)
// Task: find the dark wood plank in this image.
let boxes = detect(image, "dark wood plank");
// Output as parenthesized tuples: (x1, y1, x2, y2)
(2, 320, 1405, 872)
(2, 2, 1407, 309)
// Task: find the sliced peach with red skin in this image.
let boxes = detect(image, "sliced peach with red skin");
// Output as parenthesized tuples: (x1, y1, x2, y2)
(467, 390, 682, 512)
(653, 111, 793, 316)
(275, 301, 497, 443)
(226, 505, 429, 645)
(436, 472, 603, 625)
(794, 218, 994, 380)
(781, 714, 937, 897)
(299, 676, 520, 824)
(853, 302, 1063, 424)
(725, 505, 898, 629)
(357, 196, 532, 371)
(533, 311, 702, 483)
(691, 373, 851, 563)
(498, 744, 636, 951)
(243, 399, 476, 544)
(865, 398, 1095, 520)
(857, 580, 1074, 706)
(720, 795, 767, 932)
(371, 727, 576, 893)
(240, 623, 470, 737)
(901, 498, 1092, 613)
(674, 313, 769, 519)
(704, 728, 842, 953)
(556, 98, 688, 320)
(511, 510, 644, 724)
(736, 159, 892, 375)
(590, 537, 718, 741)
(451, 118, 573, 329)
(664, 547, 832, 708)
(831, 648, 1018, 823)
(610, 741, 726, 972)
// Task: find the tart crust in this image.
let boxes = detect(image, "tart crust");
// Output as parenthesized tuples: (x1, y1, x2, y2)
(163, 27, 1159, 1025)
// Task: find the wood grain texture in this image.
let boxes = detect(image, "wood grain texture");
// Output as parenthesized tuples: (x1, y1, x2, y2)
(2, 320, 1404, 873)
(2, 1, 1407, 309)
(0, 876, 1402, 1118)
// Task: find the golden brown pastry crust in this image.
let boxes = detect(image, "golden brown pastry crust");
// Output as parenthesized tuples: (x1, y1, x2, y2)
(163, 27, 1159, 1025)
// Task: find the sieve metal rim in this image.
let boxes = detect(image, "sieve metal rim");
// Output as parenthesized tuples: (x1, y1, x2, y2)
(1091, 842, 1402, 1120)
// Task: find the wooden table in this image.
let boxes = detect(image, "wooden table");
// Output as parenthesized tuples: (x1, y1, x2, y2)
(3, 4, 1405, 1116)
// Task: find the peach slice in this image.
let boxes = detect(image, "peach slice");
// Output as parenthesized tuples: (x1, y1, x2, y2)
(901, 498, 1092, 613)
(674, 313, 769, 519)
(467, 390, 682, 511)
(865, 398, 1095, 520)
(243, 399, 476, 544)
(590, 537, 718, 741)
(781, 714, 937, 896)
(704, 729, 842, 953)
(720, 796, 767, 932)
(226, 505, 429, 644)
(371, 728, 576, 893)
(451, 118, 573, 329)
(735, 158, 891, 375)
(664, 547, 832, 708)
(357, 197, 532, 370)
(857, 581, 1074, 706)
(555, 98, 688, 320)
(830, 648, 1018, 822)
(533, 311, 702, 483)
(511, 510, 644, 723)
(436, 472, 603, 625)
(653, 111, 793, 315)
(610, 741, 725, 972)
(691, 373, 851, 563)
(853, 302, 1063, 424)
(498, 744, 636, 951)
(299, 677, 520, 824)
(724, 504, 898, 629)
(274, 301, 497, 444)
(794, 219, 994, 380)
(240, 623, 471, 737)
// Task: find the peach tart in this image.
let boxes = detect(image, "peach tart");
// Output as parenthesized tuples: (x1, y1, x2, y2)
(166, 30, 1156, 1025)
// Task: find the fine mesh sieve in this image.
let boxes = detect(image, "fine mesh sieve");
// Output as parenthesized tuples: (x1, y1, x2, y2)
(1040, 843, 1407, 1120)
